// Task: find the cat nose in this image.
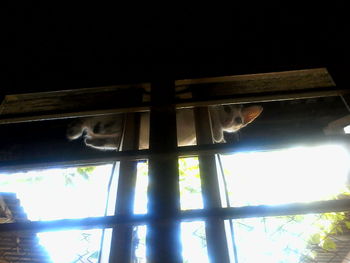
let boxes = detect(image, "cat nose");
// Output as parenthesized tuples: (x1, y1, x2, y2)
(234, 117, 243, 124)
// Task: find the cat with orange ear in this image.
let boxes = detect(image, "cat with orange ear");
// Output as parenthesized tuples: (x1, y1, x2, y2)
(67, 104, 263, 150)
(209, 105, 263, 143)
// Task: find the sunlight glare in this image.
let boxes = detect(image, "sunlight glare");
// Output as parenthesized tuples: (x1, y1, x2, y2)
(344, 124, 350, 134)
(220, 144, 350, 207)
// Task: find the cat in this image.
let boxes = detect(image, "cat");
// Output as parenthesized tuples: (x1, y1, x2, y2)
(66, 114, 125, 151)
(67, 104, 263, 150)
(208, 104, 263, 143)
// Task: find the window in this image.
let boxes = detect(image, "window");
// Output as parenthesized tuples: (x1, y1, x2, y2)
(1, 68, 350, 263)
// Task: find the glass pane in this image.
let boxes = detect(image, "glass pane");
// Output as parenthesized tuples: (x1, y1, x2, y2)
(139, 112, 150, 150)
(0, 164, 114, 220)
(179, 157, 204, 210)
(181, 221, 209, 263)
(0, 228, 111, 263)
(176, 108, 197, 147)
(38, 228, 109, 263)
(345, 124, 350, 134)
(218, 144, 350, 207)
(134, 161, 149, 214)
(133, 225, 147, 263)
(227, 212, 350, 263)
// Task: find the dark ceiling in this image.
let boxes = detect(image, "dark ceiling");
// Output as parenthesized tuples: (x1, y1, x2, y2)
(1, 4, 347, 96)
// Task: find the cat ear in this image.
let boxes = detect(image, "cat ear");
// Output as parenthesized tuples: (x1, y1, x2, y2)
(241, 105, 263, 125)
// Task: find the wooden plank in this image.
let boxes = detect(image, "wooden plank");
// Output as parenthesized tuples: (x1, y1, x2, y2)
(0, 106, 150, 125)
(176, 88, 349, 109)
(194, 107, 230, 263)
(146, 80, 182, 263)
(2, 199, 350, 233)
(1, 86, 348, 125)
(176, 68, 335, 91)
(0, 84, 149, 115)
(1, 69, 347, 125)
(0, 84, 148, 124)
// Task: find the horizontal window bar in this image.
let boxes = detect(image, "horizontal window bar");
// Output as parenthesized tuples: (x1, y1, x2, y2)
(1, 199, 350, 233)
(1, 134, 348, 172)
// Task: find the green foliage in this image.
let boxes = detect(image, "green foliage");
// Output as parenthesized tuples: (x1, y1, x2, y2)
(178, 158, 200, 179)
(309, 233, 321, 245)
(322, 238, 336, 250)
(77, 166, 96, 179)
(64, 166, 96, 186)
(178, 157, 201, 196)
(305, 212, 350, 253)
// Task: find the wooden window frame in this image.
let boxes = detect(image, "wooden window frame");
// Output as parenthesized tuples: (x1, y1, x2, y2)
(0, 68, 350, 263)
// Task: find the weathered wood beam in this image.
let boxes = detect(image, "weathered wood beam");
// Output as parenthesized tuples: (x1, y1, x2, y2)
(176, 87, 348, 109)
(176, 68, 334, 88)
(1, 68, 345, 124)
(1, 88, 347, 125)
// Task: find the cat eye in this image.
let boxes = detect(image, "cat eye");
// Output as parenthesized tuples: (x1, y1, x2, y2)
(234, 117, 243, 124)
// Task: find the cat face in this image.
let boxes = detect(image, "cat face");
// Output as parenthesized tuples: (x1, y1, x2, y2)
(212, 105, 245, 132)
(209, 104, 263, 143)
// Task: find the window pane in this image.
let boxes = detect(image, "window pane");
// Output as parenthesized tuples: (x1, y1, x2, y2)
(179, 157, 204, 210)
(227, 212, 350, 263)
(38, 228, 110, 263)
(181, 221, 209, 263)
(0, 228, 112, 263)
(134, 161, 149, 214)
(219, 144, 350, 207)
(133, 225, 147, 263)
(345, 125, 350, 134)
(0, 164, 114, 220)
(134, 158, 204, 213)
(176, 108, 197, 147)
(139, 112, 150, 150)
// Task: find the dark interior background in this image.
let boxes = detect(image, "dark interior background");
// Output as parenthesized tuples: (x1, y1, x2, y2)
(0, 4, 348, 167)
(1, 4, 347, 95)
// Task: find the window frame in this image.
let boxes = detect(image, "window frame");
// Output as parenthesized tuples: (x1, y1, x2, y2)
(0, 68, 350, 263)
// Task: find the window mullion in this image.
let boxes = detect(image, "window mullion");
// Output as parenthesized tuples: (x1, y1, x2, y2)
(109, 113, 140, 263)
(147, 80, 182, 263)
(194, 107, 231, 263)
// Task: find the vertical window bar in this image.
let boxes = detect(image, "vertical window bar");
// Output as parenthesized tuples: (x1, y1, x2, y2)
(340, 95, 350, 113)
(109, 113, 140, 263)
(194, 107, 231, 263)
(147, 80, 182, 263)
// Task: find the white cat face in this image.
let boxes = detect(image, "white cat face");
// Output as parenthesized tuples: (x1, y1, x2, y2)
(209, 104, 263, 143)
(213, 105, 245, 132)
